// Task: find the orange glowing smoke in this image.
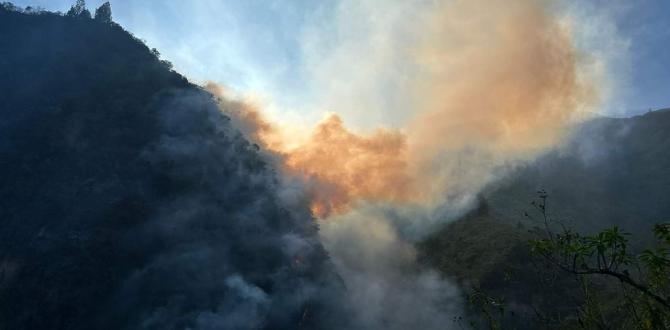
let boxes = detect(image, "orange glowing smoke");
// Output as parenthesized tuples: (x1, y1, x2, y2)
(210, 0, 600, 218)
(205, 85, 414, 217)
(282, 114, 412, 217)
(401, 0, 598, 199)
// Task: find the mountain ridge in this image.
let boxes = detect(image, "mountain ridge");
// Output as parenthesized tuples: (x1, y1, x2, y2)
(419, 106, 670, 328)
(0, 6, 348, 329)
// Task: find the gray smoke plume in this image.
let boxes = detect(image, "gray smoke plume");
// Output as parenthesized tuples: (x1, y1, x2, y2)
(0, 84, 350, 329)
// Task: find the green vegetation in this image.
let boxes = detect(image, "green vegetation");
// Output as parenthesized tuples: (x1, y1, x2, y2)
(419, 107, 670, 328)
(420, 192, 670, 329)
(529, 191, 670, 329)
(419, 203, 588, 329)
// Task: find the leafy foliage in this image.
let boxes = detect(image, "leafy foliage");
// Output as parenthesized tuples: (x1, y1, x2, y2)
(421, 188, 670, 329)
(418, 204, 586, 329)
(529, 192, 670, 328)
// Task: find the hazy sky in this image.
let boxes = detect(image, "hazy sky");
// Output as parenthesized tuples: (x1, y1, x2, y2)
(12, 0, 670, 124)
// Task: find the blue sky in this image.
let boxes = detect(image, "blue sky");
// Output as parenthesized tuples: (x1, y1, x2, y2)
(615, 0, 670, 113)
(11, 0, 670, 123)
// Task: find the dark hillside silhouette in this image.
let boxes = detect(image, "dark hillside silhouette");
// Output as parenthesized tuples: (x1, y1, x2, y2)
(0, 4, 348, 329)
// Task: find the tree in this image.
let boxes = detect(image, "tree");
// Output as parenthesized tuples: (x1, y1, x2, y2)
(94, 2, 111, 23)
(0, 2, 19, 12)
(528, 191, 670, 328)
(66, 0, 90, 19)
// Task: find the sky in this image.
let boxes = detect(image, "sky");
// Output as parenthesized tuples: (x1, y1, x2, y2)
(11, 0, 670, 125)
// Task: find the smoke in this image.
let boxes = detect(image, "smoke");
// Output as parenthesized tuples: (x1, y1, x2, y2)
(282, 114, 411, 217)
(295, 0, 598, 210)
(220, 0, 600, 216)
(320, 208, 463, 329)
(0, 2, 622, 329)
(1, 84, 352, 328)
(101, 88, 352, 329)
(206, 0, 608, 328)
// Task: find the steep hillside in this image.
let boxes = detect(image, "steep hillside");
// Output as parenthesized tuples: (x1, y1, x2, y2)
(486, 109, 670, 238)
(420, 109, 670, 327)
(0, 6, 347, 330)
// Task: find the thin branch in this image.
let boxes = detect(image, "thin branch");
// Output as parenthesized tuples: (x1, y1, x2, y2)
(543, 253, 670, 311)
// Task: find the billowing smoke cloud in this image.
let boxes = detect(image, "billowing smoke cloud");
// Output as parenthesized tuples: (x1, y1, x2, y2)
(320, 208, 463, 329)
(110, 89, 348, 329)
(291, 0, 598, 211)
(206, 84, 411, 218)
(225, 0, 599, 216)
(406, 0, 597, 199)
(1, 84, 351, 329)
(282, 114, 411, 218)
(207, 0, 606, 328)
(1, 1, 620, 329)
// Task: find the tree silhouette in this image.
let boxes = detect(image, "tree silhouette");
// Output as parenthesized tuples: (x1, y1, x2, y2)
(66, 0, 90, 19)
(528, 191, 670, 328)
(94, 2, 111, 23)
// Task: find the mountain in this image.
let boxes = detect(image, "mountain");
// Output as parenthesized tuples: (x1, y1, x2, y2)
(486, 108, 670, 238)
(0, 6, 347, 330)
(419, 108, 670, 328)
